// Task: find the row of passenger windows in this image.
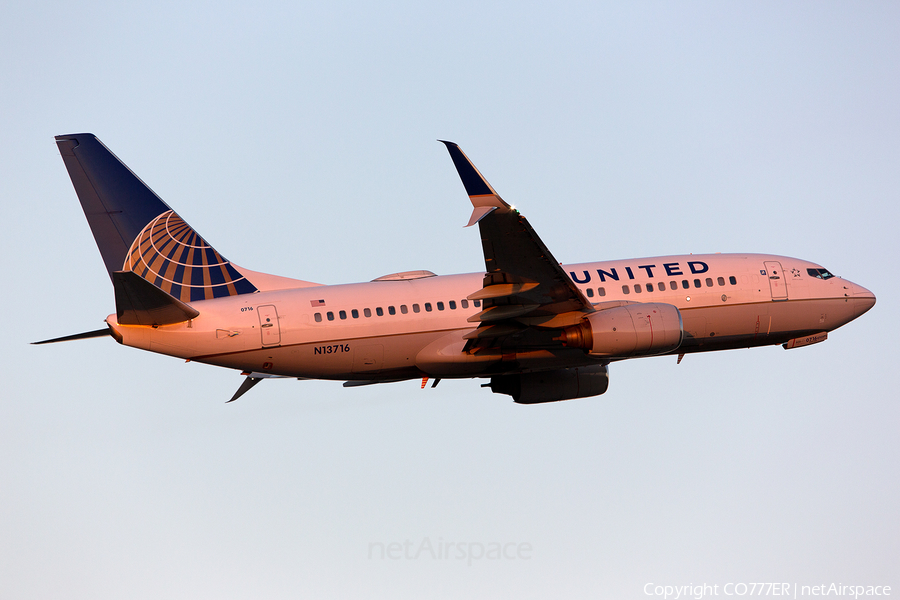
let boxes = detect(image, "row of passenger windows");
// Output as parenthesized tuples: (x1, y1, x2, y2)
(583, 275, 738, 297)
(313, 274, 739, 322)
(314, 298, 481, 322)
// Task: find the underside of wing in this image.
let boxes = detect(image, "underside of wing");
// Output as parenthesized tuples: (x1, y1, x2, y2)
(440, 142, 595, 354)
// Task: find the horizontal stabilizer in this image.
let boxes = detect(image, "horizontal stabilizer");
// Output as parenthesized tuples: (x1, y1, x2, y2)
(228, 376, 262, 403)
(32, 327, 113, 345)
(113, 270, 200, 326)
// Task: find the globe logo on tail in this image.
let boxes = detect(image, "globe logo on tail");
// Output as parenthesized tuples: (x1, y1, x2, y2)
(124, 210, 257, 302)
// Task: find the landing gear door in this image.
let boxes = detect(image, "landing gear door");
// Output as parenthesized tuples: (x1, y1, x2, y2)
(763, 261, 788, 301)
(257, 304, 281, 346)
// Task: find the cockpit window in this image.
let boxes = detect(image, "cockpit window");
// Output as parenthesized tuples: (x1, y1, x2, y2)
(807, 268, 835, 280)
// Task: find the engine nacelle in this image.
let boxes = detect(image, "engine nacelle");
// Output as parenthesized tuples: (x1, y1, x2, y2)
(490, 365, 610, 404)
(561, 302, 683, 358)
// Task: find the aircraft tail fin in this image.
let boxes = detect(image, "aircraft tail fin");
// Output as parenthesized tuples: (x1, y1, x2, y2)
(55, 134, 258, 302)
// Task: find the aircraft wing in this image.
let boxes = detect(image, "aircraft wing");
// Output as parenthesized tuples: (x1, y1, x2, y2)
(440, 142, 594, 350)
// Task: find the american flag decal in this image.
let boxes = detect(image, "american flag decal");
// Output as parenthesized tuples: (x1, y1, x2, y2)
(310, 299, 326, 307)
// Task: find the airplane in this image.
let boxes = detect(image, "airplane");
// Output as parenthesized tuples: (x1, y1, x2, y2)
(36, 133, 876, 403)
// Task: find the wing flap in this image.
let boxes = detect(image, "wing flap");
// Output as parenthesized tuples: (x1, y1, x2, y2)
(461, 323, 524, 340)
(466, 282, 540, 300)
(441, 141, 595, 354)
(467, 303, 541, 323)
(441, 141, 594, 351)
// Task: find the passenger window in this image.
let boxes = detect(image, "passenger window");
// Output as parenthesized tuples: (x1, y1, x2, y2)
(327, 311, 334, 321)
(364, 308, 372, 317)
(437, 302, 444, 311)
(646, 283, 653, 292)
(586, 288, 594, 298)
(706, 278, 713, 287)
(449, 300, 456, 309)
(314, 313, 322, 322)
(400, 305, 408, 314)
(717, 277, 725, 286)
(376, 307, 384, 316)
(473, 300, 481, 307)
(622, 285, 630, 295)
(388, 306, 396, 315)
(729, 276, 737, 285)
(351, 309, 359, 319)
(694, 279, 701, 288)
(670, 281, 677, 291)
(339, 310, 347, 320)
(634, 284, 642, 293)
(682, 280, 689, 289)
(425, 303, 432, 312)
(598, 287, 606, 297)
(413, 304, 420, 313)
(461, 299, 469, 308)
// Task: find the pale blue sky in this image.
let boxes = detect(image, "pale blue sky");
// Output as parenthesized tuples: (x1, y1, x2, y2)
(1, 2, 897, 598)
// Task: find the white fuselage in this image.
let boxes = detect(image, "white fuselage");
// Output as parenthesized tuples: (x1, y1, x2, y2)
(107, 253, 876, 381)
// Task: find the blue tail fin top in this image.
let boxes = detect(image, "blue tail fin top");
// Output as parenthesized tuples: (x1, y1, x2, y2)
(56, 133, 257, 302)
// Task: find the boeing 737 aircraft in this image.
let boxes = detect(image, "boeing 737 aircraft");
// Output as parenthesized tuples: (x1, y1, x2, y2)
(37, 134, 876, 403)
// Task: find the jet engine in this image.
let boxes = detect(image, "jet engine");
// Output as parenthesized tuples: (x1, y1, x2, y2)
(561, 302, 683, 358)
(490, 365, 610, 404)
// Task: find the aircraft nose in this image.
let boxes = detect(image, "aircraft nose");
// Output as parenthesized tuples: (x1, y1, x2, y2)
(852, 283, 876, 316)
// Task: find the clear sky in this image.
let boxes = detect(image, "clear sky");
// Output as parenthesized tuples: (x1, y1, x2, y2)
(1, 2, 897, 598)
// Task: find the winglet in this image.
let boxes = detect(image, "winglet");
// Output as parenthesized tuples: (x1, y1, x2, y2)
(439, 142, 595, 342)
(439, 141, 510, 226)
